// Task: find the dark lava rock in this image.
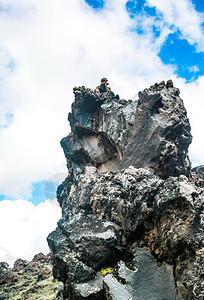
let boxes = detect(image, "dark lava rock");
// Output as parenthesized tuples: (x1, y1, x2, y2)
(192, 165, 204, 179)
(47, 81, 203, 299)
(13, 259, 28, 272)
(191, 165, 204, 187)
(120, 81, 192, 178)
(61, 86, 137, 177)
(104, 249, 182, 300)
(0, 262, 15, 285)
(32, 252, 47, 262)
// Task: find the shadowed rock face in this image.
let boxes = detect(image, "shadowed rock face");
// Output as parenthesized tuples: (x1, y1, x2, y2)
(61, 86, 137, 176)
(47, 81, 203, 300)
(120, 80, 192, 178)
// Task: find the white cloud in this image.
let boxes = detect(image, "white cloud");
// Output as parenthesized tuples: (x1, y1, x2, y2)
(0, 199, 61, 266)
(174, 75, 204, 166)
(187, 65, 200, 73)
(146, 0, 204, 52)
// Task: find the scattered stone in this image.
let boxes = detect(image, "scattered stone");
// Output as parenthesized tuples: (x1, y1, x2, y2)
(0, 262, 15, 285)
(191, 165, 204, 187)
(32, 252, 46, 262)
(37, 267, 52, 281)
(0, 253, 63, 300)
(13, 259, 28, 272)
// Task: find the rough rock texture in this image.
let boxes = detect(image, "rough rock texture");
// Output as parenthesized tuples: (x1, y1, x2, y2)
(0, 253, 63, 300)
(47, 81, 203, 299)
(192, 165, 204, 179)
(191, 165, 204, 187)
(61, 86, 137, 176)
(120, 80, 192, 179)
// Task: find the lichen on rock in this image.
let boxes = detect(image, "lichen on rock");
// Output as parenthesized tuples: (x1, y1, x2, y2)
(0, 253, 63, 300)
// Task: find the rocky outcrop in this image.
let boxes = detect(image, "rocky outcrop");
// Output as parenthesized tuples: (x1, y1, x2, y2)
(120, 80, 192, 178)
(0, 253, 63, 300)
(47, 81, 203, 299)
(61, 86, 137, 176)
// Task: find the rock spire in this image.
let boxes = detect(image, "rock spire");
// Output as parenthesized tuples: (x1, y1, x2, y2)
(47, 81, 203, 300)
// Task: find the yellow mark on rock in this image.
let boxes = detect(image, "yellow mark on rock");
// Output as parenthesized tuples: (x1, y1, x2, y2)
(70, 184, 75, 194)
(101, 267, 114, 276)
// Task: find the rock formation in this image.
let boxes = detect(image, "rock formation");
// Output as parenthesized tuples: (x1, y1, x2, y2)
(47, 81, 203, 299)
(61, 86, 136, 176)
(120, 80, 192, 179)
(0, 253, 63, 300)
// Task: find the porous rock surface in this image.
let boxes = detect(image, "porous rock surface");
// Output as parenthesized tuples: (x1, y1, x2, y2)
(47, 81, 203, 299)
(120, 80, 192, 178)
(0, 253, 63, 300)
(61, 86, 137, 176)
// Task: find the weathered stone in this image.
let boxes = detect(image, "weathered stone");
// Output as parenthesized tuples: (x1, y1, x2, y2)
(104, 249, 182, 300)
(104, 274, 132, 300)
(0, 253, 63, 300)
(13, 259, 28, 273)
(47, 212, 122, 285)
(37, 267, 52, 281)
(73, 272, 105, 299)
(0, 262, 15, 285)
(192, 165, 204, 179)
(32, 252, 46, 262)
(191, 165, 204, 187)
(48, 165, 203, 298)
(120, 81, 192, 179)
(47, 81, 203, 299)
(61, 86, 137, 177)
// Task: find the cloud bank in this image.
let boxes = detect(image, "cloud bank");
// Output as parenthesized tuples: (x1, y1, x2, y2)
(0, 199, 61, 266)
(147, 0, 204, 51)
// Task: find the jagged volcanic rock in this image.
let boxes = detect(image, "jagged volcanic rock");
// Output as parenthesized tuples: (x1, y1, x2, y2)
(120, 80, 192, 178)
(61, 86, 137, 176)
(47, 81, 203, 300)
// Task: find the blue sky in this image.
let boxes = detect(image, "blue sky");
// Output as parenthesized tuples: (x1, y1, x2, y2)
(85, 0, 204, 82)
(159, 32, 204, 81)
(0, 0, 203, 265)
(192, 0, 204, 11)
